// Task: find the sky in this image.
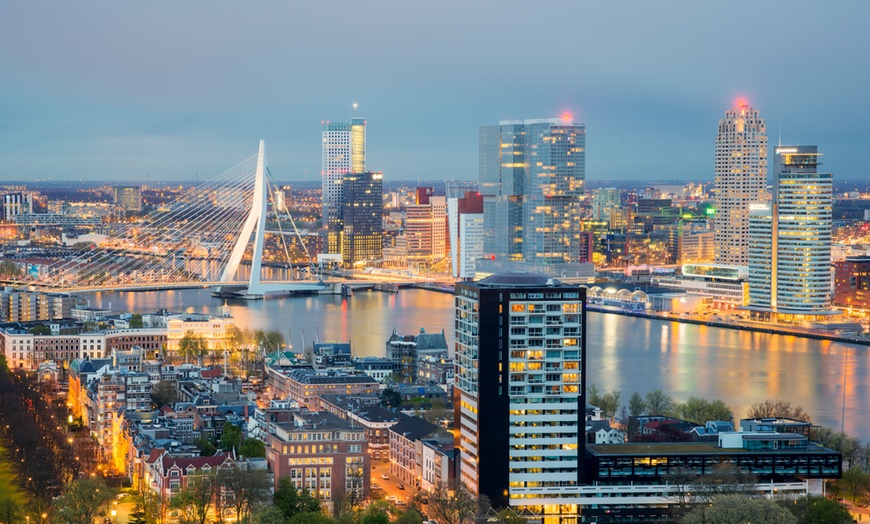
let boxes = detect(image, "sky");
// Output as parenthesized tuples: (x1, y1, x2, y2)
(1, 1, 869, 183)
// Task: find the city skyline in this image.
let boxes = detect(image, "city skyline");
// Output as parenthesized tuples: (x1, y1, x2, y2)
(2, 2, 869, 183)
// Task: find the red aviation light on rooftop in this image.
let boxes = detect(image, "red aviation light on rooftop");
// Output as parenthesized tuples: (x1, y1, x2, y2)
(733, 97, 751, 111)
(560, 111, 573, 122)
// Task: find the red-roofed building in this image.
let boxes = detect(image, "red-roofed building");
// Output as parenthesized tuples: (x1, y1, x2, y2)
(144, 450, 234, 503)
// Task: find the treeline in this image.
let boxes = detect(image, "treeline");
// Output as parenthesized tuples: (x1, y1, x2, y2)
(0, 356, 83, 519)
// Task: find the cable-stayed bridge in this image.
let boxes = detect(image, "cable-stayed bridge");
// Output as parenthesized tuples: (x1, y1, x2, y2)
(11, 141, 412, 299)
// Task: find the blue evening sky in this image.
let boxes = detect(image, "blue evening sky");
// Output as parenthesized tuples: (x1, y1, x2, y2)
(1, 1, 868, 182)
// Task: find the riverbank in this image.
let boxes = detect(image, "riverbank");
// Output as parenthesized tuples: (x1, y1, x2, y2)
(585, 304, 870, 347)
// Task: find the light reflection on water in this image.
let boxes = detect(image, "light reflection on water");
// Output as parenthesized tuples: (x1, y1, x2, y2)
(90, 288, 870, 440)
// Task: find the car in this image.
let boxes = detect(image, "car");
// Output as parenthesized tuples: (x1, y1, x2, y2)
(398, 484, 405, 490)
(396, 500, 407, 506)
(380, 474, 389, 480)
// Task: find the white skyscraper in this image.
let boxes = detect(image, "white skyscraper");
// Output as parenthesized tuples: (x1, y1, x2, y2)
(748, 146, 833, 317)
(322, 117, 366, 227)
(714, 101, 767, 266)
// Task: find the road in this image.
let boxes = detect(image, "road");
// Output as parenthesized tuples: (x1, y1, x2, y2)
(370, 459, 418, 509)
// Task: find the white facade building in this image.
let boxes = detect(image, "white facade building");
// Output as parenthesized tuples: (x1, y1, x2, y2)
(748, 146, 834, 316)
(446, 186, 484, 280)
(322, 117, 366, 228)
(714, 101, 768, 266)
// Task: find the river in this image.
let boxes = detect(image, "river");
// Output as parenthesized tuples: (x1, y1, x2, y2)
(88, 288, 870, 441)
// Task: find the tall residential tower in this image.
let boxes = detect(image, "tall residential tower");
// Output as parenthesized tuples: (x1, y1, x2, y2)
(748, 146, 833, 317)
(714, 101, 767, 266)
(454, 274, 586, 516)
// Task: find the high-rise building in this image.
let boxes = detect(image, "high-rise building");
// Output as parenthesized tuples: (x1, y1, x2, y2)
(714, 101, 767, 266)
(446, 188, 484, 280)
(454, 274, 585, 514)
(327, 171, 383, 267)
(404, 187, 447, 262)
(748, 146, 833, 317)
(322, 117, 366, 228)
(113, 186, 142, 212)
(480, 117, 586, 265)
(591, 188, 621, 221)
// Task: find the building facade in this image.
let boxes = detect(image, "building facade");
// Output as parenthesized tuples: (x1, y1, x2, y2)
(322, 117, 366, 229)
(591, 188, 620, 221)
(834, 256, 870, 310)
(454, 274, 586, 516)
(447, 189, 484, 280)
(748, 146, 833, 317)
(405, 187, 447, 263)
(113, 186, 143, 212)
(714, 101, 768, 266)
(327, 171, 383, 267)
(480, 117, 586, 266)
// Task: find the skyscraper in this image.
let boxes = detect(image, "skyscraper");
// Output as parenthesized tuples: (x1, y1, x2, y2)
(714, 101, 767, 266)
(748, 146, 833, 317)
(454, 274, 585, 514)
(329, 171, 383, 267)
(480, 116, 586, 265)
(322, 117, 366, 228)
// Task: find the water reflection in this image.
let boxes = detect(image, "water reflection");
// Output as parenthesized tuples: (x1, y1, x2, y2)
(89, 289, 870, 440)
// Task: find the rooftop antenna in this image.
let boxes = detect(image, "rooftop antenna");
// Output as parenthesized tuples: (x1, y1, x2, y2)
(778, 125, 782, 147)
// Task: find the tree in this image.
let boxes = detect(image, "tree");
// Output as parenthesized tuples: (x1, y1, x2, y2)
(683, 494, 797, 524)
(239, 437, 266, 458)
(220, 423, 242, 452)
(428, 482, 487, 524)
(0, 260, 22, 278)
(688, 463, 757, 503)
(218, 466, 271, 522)
(626, 391, 646, 438)
(288, 512, 334, 524)
(829, 468, 870, 503)
(785, 495, 852, 524)
(193, 436, 216, 457)
(274, 478, 321, 520)
(28, 324, 52, 336)
(248, 505, 287, 524)
(599, 388, 622, 422)
(379, 388, 402, 409)
(0, 493, 22, 524)
(395, 508, 424, 524)
(746, 399, 811, 422)
(674, 396, 732, 425)
(150, 380, 178, 409)
(254, 329, 285, 353)
(171, 474, 218, 524)
(586, 383, 602, 407)
(129, 313, 145, 329)
(128, 488, 163, 524)
(645, 389, 674, 417)
(52, 478, 115, 524)
(178, 330, 206, 365)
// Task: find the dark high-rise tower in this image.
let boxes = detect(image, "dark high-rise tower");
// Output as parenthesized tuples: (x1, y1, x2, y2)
(454, 274, 586, 515)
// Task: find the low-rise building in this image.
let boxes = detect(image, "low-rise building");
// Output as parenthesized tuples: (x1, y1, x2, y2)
(263, 409, 369, 503)
(266, 367, 379, 409)
(389, 415, 453, 491)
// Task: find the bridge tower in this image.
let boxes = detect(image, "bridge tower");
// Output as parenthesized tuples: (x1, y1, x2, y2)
(219, 139, 269, 295)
